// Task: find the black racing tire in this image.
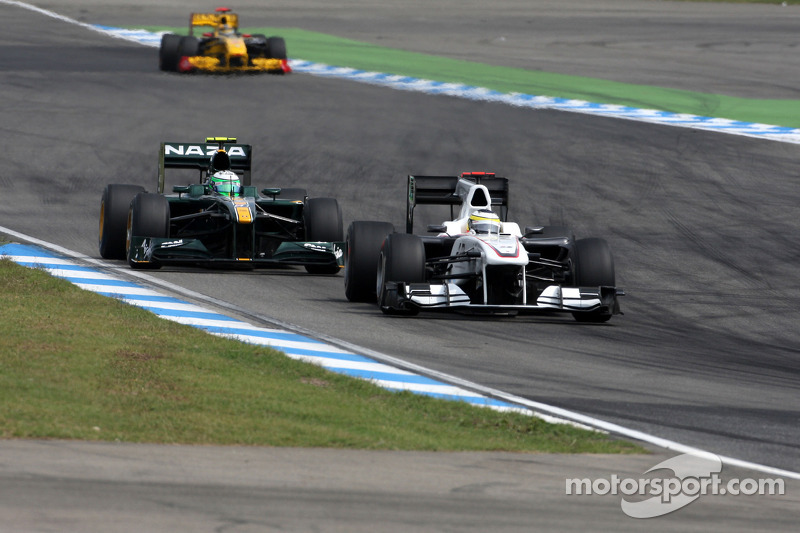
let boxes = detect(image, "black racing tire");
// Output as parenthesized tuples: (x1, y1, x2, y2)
(127, 193, 170, 270)
(178, 36, 199, 60)
(246, 33, 269, 58)
(279, 188, 307, 202)
(344, 221, 394, 302)
(99, 184, 145, 260)
(571, 237, 615, 323)
(378, 232, 426, 316)
(159, 33, 181, 72)
(303, 197, 343, 274)
(266, 36, 287, 60)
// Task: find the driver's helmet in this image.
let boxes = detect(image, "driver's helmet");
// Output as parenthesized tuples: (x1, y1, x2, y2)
(218, 17, 234, 35)
(468, 209, 501, 234)
(210, 170, 241, 197)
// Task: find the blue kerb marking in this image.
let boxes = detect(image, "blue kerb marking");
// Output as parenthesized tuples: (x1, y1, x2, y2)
(118, 294, 192, 304)
(383, 389, 515, 407)
(138, 307, 242, 321)
(0, 243, 525, 413)
(280, 349, 383, 363)
(199, 325, 329, 343)
(16, 263, 97, 274)
(0, 243, 62, 257)
(58, 277, 143, 288)
(332, 368, 452, 386)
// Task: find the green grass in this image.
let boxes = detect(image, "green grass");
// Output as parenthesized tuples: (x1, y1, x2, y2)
(0, 258, 642, 453)
(141, 18, 800, 128)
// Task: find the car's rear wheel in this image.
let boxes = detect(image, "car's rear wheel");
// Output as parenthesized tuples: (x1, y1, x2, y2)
(378, 232, 426, 316)
(127, 193, 170, 270)
(303, 197, 343, 274)
(571, 237, 615, 323)
(159, 33, 181, 71)
(266, 37, 287, 60)
(344, 221, 395, 302)
(99, 184, 145, 260)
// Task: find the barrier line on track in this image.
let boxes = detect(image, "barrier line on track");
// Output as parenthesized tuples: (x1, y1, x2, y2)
(0, 242, 546, 416)
(3, 0, 799, 143)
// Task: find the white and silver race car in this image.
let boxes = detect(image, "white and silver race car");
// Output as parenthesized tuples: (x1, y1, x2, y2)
(343, 172, 623, 322)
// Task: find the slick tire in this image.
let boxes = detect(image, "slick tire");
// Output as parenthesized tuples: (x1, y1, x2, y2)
(344, 221, 395, 302)
(178, 36, 199, 62)
(127, 193, 170, 270)
(266, 37, 287, 60)
(159, 33, 181, 72)
(303, 197, 343, 274)
(571, 237, 615, 323)
(246, 34, 269, 59)
(99, 184, 145, 260)
(378, 232, 426, 316)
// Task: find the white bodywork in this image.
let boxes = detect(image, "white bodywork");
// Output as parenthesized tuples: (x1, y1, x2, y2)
(400, 179, 602, 311)
(440, 180, 522, 238)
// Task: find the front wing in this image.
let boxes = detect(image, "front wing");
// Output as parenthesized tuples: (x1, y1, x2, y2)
(129, 237, 344, 269)
(179, 56, 291, 73)
(381, 281, 623, 316)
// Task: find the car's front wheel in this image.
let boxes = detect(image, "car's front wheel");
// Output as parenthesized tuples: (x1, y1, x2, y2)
(344, 221, 395, 302)
(571, 237, 615, 323)
(378, 232, 426, 316)
(266, 37, 287, 60)
(127, 193, 170, 270)
(99, 184, 145, 260)
(303, 197, 343, 274)
(159, 33, 181, 71)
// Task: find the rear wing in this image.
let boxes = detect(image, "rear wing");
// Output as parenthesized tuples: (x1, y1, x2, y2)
(406, 172, 509, 233)
(189, 11, 238, 35)
(158, 139, 252, 193)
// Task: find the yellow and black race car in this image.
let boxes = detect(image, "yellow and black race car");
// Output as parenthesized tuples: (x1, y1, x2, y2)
(159, 7, 290, 74)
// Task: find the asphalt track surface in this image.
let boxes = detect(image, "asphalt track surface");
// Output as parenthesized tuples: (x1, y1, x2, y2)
(1, 0, 799, 531)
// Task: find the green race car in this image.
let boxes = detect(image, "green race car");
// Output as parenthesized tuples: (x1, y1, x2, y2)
(99, 137, 343, 274)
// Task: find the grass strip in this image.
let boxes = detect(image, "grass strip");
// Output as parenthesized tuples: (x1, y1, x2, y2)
(140, 25, 800, 128)
(0, 258, 642, 453)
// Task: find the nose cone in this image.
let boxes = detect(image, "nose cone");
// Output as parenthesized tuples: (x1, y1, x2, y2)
(227, 37, 247, 57)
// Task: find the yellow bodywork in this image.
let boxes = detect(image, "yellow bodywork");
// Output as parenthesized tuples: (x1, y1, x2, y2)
(190, 12, 239, 30)
(183, 11, 285, 73)
(185, 56, 284, 73)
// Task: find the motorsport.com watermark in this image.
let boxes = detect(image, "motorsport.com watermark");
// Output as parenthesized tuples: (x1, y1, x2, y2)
(566, 452, 786, 518)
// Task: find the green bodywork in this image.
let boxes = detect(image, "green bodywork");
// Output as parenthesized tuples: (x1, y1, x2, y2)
(128, 140, 344, 270)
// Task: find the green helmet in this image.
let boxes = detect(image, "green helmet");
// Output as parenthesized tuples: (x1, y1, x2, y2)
(210, 170, 241, 197)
